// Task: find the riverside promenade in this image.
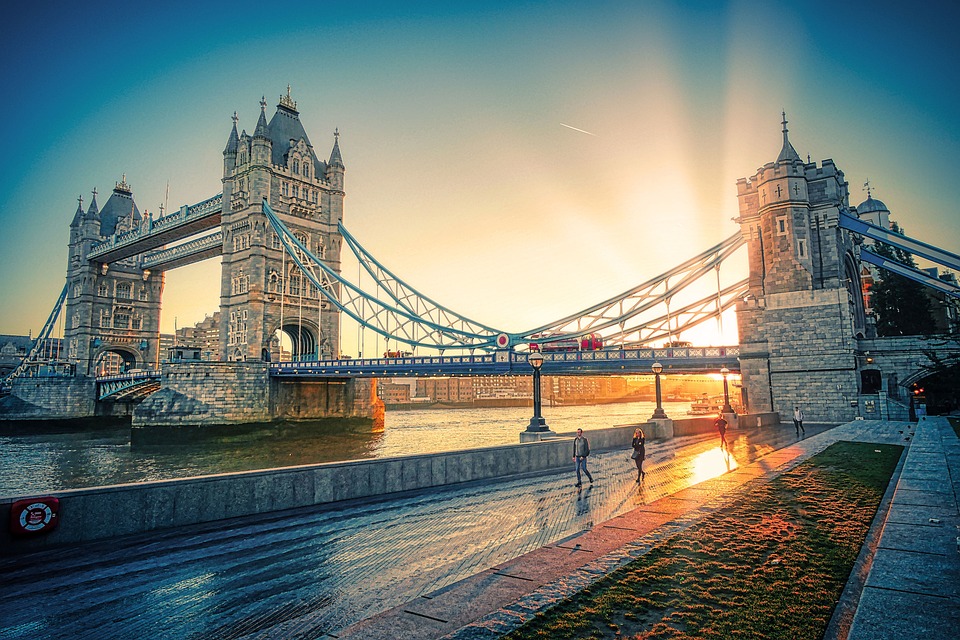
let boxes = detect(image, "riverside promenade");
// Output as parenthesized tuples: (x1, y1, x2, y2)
(0, 418, 956, 639)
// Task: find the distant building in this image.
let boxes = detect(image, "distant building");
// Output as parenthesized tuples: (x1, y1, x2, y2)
(379, 382, 412, 405)
(175, 313, 221, 361)
(922, 268, 960, 334)
(0, 336, 66, 377)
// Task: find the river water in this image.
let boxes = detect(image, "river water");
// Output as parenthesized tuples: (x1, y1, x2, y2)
(0, 400, 694, 496)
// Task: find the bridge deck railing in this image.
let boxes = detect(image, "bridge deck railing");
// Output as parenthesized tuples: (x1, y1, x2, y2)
(269, 346, 741, 378)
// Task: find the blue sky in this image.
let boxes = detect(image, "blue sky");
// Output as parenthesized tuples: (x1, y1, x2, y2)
(1, 1, 958, 351)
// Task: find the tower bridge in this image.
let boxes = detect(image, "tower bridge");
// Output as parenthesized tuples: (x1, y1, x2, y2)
(3, 93, 960, 429)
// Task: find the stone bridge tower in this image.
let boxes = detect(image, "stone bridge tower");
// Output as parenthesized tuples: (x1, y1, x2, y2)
(220, 88, 344, 362)
(734, 114, 867, 422)
(63, 179, 164, 375)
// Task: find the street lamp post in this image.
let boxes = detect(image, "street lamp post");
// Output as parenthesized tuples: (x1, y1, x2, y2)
(526, 352, 547, 432)
(720, 366, 733, 413)
(651, 362, 667, 419)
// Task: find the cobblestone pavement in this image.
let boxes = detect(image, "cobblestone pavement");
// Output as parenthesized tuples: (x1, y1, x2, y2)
(0, 422, 879, 639)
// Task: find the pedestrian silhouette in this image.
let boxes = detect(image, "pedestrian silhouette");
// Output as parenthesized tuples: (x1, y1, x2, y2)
(714, 413, 728, 450)
(631, 427, 646, 483)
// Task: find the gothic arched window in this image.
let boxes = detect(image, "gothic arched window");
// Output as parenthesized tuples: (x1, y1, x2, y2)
(117, 282, 132, 299)
(113, 310, 130, 329)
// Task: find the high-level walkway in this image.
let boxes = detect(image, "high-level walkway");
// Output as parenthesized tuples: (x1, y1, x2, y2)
(0, 418, 956, 639)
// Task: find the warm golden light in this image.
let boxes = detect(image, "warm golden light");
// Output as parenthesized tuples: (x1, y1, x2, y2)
(690, 447, 738, 483)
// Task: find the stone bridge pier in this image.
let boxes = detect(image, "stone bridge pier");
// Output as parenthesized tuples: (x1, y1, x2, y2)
(131, 362, 383, 435)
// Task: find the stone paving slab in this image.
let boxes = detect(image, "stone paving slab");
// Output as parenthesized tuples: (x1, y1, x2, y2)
(851, 587, 960, 640)
(847, 417, 960, 640)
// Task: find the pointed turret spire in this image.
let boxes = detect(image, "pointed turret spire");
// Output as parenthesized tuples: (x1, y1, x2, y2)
(70, 195, 85, 227)
(86, 187, 100, 219)
(254, 96, 269, 138)
(328, 128, 344, 168)
(777, 111, 801, 163)
(224, 111, 240, 154)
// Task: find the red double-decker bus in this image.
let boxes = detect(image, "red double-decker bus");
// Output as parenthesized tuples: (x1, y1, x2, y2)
(529, 333, 603, 352)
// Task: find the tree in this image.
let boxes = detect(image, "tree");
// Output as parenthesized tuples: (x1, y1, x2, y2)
(868, 223, 936, 337)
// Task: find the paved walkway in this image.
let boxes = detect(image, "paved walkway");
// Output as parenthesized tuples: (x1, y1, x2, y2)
(0, 418, 956, 639)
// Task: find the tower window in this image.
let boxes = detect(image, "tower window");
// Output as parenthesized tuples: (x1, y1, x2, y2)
(776, 216, 788, 236)
(798, 238, 807, 258)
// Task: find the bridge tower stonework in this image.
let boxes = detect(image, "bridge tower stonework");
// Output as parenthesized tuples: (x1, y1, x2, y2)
(64, 179, 164, 376)
(734, 115, 867, 422)
(219, 89, 344, 362)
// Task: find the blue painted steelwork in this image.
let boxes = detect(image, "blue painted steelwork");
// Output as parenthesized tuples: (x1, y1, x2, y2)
(264, 199, 504, 351)
(86, 193, 223, 264)
(96, 370, 162, 401)
(839, 208, 960, 271)
(860, 249, 960, 298)
(270, 346, 741, 378)
(265, 200, 746, 354)
(2, 282, 69, 387)
(519, 233, 747, 348)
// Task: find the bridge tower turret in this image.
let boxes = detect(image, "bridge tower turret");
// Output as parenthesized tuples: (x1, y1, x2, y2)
(63, 181, 164, 375)
(734, 114, 867, 422)
(219, 88, 343, 362)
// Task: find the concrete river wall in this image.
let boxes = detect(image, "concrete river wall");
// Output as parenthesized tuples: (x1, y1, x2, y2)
(0, 414, 771, 554)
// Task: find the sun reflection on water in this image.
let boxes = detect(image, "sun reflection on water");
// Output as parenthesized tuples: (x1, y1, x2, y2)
(690, 447, 738, 483)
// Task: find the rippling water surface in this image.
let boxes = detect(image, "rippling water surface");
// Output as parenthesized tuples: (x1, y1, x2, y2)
(0, 400, 693, 495)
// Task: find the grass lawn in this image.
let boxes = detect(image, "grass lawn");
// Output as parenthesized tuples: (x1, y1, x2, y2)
(505, 441, 903, 640)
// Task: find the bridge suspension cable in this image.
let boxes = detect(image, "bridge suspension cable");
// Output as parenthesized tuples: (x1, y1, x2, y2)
(839, 208, 960, 299)
(263, 200, 508, 352)
(1, 282, 69, 386)
(518, 232, 747, 347)
(339, 222, 503, 339)
(267, 200, 746, 353)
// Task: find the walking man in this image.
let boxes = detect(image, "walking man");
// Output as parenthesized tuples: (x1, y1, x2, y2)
(714, 413, 728, 451)
(572, 428, 593, 487)
(793, 405, 805, 436)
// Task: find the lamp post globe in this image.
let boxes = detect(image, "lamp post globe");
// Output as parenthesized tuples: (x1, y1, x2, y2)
(529, 352, 543, 370)
(651, 361, 667, 419)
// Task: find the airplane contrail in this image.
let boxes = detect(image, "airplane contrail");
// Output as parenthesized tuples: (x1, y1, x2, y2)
(560, 122, 595, 136)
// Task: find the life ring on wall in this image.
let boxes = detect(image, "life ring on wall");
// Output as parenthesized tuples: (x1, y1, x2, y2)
(9, 497, 60, 536)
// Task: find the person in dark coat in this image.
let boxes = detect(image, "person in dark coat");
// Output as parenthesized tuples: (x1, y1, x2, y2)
(714, 413, 728, 451)
(631, 427, 646, 482)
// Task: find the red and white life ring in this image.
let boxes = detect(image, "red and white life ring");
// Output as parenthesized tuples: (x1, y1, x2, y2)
(9, 497, 60, 536)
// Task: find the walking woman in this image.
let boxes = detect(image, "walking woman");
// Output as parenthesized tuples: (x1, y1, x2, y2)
(631, 427, 646, 482)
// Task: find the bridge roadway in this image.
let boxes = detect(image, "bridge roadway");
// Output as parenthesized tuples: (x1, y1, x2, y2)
(96, 346, 740, 399)
(3, 417, 955, 639)
(270, 345, 741, 379)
